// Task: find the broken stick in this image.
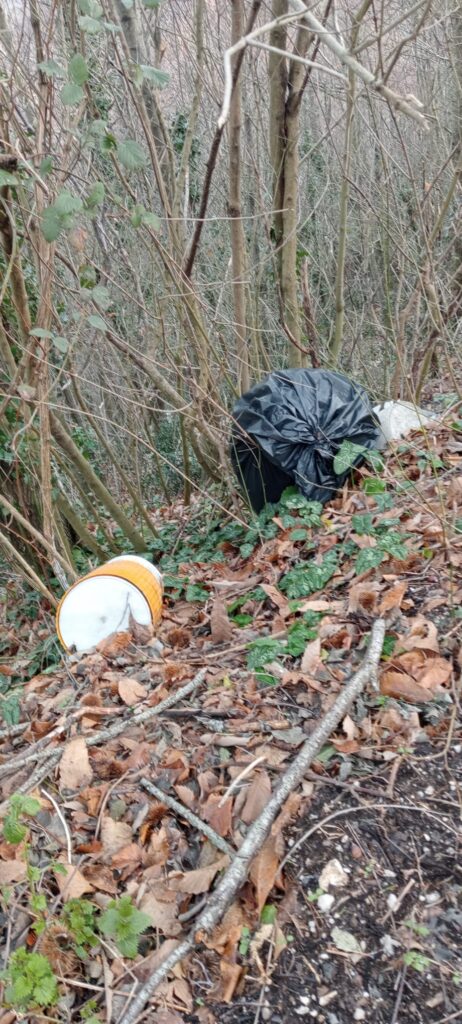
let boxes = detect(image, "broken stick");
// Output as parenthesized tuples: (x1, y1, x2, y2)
(118, 619, 385, 1024)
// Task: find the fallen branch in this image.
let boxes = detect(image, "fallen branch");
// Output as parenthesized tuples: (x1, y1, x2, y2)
(0, 669, 207, 787)
(118, 620, 385, 1024)
(140, 778, 233, 857)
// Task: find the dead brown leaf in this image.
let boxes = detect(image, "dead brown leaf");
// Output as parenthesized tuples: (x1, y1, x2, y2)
(170, 854, 229, 894)
(118, 677, 147, 705)
(202, 793, 233, 837)
(96, 631, 132, 657)
(380, 670, 434, 703)
(101, 817, 133, 861)
(140, 887, 182, 936)
(379, 581, 408, 612)
(348, 580, 381, 613)
(240, 770, 272, 825)
(250, 834, 281, 913)
(260, 584, 291, 617)
(54, 859, 94, 901)
(59, 737, 93, 790)
(0, 860, 27, 884)
(210, 597, 233, 643)
(300, 637, 322, 675)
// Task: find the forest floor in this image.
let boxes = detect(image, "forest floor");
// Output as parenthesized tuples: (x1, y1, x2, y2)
(0, 413, 461, 1024)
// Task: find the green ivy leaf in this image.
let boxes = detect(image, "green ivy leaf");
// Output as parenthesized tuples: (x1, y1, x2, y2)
(117, 139, 148, 170)
(69, 53, 89, 86)
(279, 550, 338, 599)
(60, 83, 85, 106)
(333, 440, 367, 476)
(185, 583, 209, 602)
(354, 546, 384, 576)
(0, 694, 21, 726)
(247, 637, 285, 670)
(363, 477, 386, 495)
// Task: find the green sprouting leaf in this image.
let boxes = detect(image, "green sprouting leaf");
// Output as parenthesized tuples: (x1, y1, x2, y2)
(85, 181, 105, 209)
(354, 546, 384, 576)
(78, 0, 103, 15)
(333, 440, 367, 476)
(138, 65, 169, 87)
(239, 925, 251, 956)
(247, 637, 285, 671)
(4, 949, 58, 1009)
(379, 531, 408, 560)
(61, 83, 85, 106)
(99, 895, 150, 959)
(69, 53, 89, 86)
(0, 170, 19, 186)
(52, 336, 69, 355)
(3, 816, 27, 844)
(30, 327, 53, 339)
(91, 285, 111, 310)
(38, 59, 64, 78)
(15, 795, 41, 816)
(87, 314, 107, 331)
(290, 528, 309, 541)
(130, 204, 144, 228)
(402, 950, 431, 972)
(78, 15, 104, 34)
(39, 156, 53, 176)
(365, 449, 385, 472)
(117, 139, 148, 170)
(260, 904, 278, 924)
(285, 621, 317, 657)
(130, 204, 160, 230)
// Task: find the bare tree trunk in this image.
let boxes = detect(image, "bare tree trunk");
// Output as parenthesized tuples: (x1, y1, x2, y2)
(269, 0, 288, 260)
(229, 0, 249, 393)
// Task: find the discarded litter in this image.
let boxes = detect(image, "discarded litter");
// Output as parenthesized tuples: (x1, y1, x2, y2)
(56, 555, 163, 653)
(231, 369, 381, 512)
(373, 400, 437, 447)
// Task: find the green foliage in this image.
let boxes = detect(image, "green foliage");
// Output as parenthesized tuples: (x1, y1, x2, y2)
(130, 203, 160, 230)
(279, 549, 338, 599)
(0, 693, 21, 726)
(69, 53, 89, 86)
(133, 64, 170, 88)
(3, 794, 41, 845)
(247, 636, 285, 671)
(354, 547, 384, 576)
(260, 904, 278, 924)
(85, 181, 105, 210)
(2, 948, 58, 1010)
(334, 440, 368, 475)
(117, 139, 148, 171)
(0, 169, 19, 186)
(63, 899, 99, 958)
(402, 950, 431, 972)
(61, 83, 85, 105)
(87, 313, 107, 331)
(279, 487, 323, 526)
(99, 895, 150, 958)
(285, 620, 317, 657)
(37, 59, 64, 78)
(185, 583, 209, 603)
(41, 191, 83, 242)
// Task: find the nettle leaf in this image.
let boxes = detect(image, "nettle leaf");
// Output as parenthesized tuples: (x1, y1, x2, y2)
(55, 191, 83, 215)
(141, 210, 160, 229)
(117, 139, 148, 170)
(333, 440, 367, 476)
(38, 59, 64, 78)
(41, 207, 62, 242)
(61, 82, 85, 105)
(0, 169, 19, 186)
(139, 64, 169, 87)
(78, 0, 103, 17)
(87, 313, 107, 331)
(39, 156, 53, 176)
(85, 181, 105, 209)
(69, 53, 89, 86)
(52, 336, 69, 355)
(30, 327, 53, 338)
(78, 15, 104, 33)
(354, 547, 384, 576)
(363, 477, 386, 496)
(91, 285, 111, 309)
(101, 131, 117, 152)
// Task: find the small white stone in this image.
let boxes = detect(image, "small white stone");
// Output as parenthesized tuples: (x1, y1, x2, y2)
(319, 859, 348, 891)
(425, 786, 435, 795)
(383, 869, 396, 878)
(262, 1009, 272, 1021)
(425, 892, 441, 905)
(317, 893, 335, 913)
(354, 1010, 366, 1021)
(319, 991, 338, 1007)
(387, 893, 399, 911)
(300, 996, 311, 1005)
(295, 1008, 311, 1017)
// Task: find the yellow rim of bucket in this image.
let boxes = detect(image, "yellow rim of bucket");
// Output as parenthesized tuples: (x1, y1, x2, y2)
(56, 560, 162, 650)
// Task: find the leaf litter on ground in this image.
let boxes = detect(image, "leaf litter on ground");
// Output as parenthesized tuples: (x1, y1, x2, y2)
(0, 418, 461, 1020)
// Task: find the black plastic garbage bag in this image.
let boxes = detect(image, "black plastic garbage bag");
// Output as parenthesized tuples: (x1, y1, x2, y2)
(230, 369, 381, 512)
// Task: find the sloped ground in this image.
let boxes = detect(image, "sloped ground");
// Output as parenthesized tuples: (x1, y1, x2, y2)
(0, 420, 461, 1024)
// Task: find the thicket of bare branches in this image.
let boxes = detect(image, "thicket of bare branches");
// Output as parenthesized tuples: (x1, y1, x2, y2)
(0, 0, 460, 591)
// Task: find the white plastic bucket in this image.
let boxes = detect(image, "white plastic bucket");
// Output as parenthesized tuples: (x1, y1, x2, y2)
(56, 555, 163, 653)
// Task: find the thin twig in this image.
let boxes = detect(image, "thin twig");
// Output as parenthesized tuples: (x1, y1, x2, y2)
(218, 755, 266, 805)
(41, 787, 72, 864)
(140, 778, 233, 856)
(118, 620, 386, 1024)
